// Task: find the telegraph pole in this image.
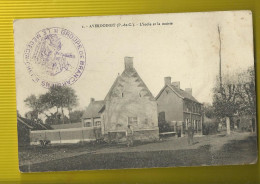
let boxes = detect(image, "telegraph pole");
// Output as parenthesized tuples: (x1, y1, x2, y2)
(218, 24, 230, 135)
(218, 25, 222, 89)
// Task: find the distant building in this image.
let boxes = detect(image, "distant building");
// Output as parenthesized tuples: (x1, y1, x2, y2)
(17, 117, 52, 146)
(82, 99, 104, 128)
(156, 77, 203, 136)
(82, 57, 159, 142)
(232, 114, 257, 132)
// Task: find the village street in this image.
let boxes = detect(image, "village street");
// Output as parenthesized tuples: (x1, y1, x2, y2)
(19, 132, 257, 172)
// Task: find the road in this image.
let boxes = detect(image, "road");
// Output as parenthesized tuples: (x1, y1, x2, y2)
(19, 132, 258, 172)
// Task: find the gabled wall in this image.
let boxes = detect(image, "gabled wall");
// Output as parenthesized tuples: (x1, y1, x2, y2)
(102, 68, 159, 141)
(157, 86, 184, 123)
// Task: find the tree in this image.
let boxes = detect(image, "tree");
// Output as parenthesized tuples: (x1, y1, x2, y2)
(69, 110, 84, 123)
(212, 75, 239, 134)
(24, 86, 79, 124)
(236, 66, 256, 116)
(24, 95, 42, 120)
(203, 103, 215, 119)
(40, 86, 78, 124)
(212, 66, 256, 134)
(213, 79, 238, 118)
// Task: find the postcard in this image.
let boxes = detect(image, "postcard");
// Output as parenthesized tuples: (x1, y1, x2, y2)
(13, 10, 257, 172)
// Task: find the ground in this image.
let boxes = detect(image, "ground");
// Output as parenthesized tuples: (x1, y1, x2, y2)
(19, 132, 258, 172)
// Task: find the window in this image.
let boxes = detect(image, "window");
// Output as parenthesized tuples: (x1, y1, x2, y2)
(128, 117, 138, 126)
(84, 122, 92, 127)
(94, 121, 101, 127)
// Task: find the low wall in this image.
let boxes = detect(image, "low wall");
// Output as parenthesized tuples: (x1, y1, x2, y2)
(30, 127, 101, 145)
(104, 128, 159, 143)
(133, 128, 159, 141)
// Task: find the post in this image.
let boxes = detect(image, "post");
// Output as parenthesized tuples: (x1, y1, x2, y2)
(181, 123, 183, 137)
(200, 115, 203, 135)
(82, 129, 84, 142)
(91, 118, 94, 127)
(226, 117, 231, 135)
(59, 131, 61, 143)
(218, 24, 222, 89)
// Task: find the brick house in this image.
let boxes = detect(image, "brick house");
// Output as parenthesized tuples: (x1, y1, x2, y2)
(156, 77, 203, 136)
(82, 57, 159, 142)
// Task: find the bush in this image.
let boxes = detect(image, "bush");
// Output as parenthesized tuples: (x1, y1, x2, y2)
(159, 122, 173, 133)
(203, 120, 218, 135)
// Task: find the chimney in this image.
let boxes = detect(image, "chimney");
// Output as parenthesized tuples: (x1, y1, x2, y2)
(185, 88, 192, 95)
(164, 77, 171, 86)
(172, 81, 180, 89)
(90, 98, 95, 103)
(124, 56, 133, 70)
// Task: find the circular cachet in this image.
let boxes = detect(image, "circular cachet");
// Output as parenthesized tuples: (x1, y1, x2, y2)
(24, 27, 86, 88)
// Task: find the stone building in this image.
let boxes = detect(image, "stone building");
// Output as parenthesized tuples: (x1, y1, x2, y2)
(156, 77, 203, 136)
(82, 57, 159, 142)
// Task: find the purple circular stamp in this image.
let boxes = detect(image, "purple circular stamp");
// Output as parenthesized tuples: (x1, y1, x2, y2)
(23, 27, 86, 88)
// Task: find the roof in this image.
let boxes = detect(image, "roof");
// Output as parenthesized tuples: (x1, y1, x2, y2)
(17, 117, 52, 130)
(104, 67, 155, 101)
(156, 84, 201, 104)
(82, 100, 105, 119)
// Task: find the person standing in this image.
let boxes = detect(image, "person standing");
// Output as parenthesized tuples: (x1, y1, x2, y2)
(126, 125, 134, 147)
(187, 122, 194, 145)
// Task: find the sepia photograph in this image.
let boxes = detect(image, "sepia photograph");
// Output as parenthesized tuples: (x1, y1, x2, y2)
(13, 11, 257, 172)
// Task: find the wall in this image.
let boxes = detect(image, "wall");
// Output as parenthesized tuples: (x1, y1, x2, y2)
(102, 71, 159, 141)
(51, 122, 82, 129)
(82, 117, 101, 127)
(157, 86, 184, 122)
(103, 99, 158, 131)
(30, 127, 102, 144)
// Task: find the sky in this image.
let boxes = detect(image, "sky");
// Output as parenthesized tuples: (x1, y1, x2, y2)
(14, 11, 254, 116)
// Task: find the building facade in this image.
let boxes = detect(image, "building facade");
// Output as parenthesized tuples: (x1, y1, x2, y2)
(82, 57, 159, 142)
(82, 98, 104, 128)
(156, 77, 203, 136)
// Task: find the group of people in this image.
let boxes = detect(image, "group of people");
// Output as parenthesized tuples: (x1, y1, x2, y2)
(125, 122, 195, 147)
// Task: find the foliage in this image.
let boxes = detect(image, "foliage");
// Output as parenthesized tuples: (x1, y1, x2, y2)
(24, 86, 79, 124)
(212, 66, 256, 120)
(69, 110, 84, 123)
(45, 112, 70, 125)
(236, 66, 256, 116)
(202, 119, 219, 135)
(24, 95, 43, 120)
(203, 103, 215, 119)
(212, 77, 238, 119)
